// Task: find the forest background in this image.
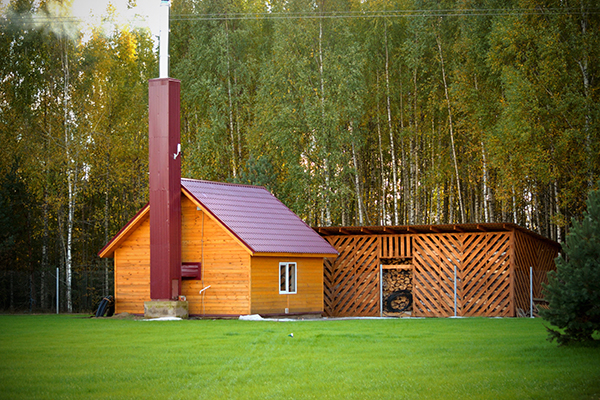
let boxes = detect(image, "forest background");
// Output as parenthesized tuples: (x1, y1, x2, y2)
(0, 0, 598, 312)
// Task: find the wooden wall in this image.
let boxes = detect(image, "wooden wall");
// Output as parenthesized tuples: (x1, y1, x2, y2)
(513, 230, 559, 315)
(113, 195, 252, 316)
(250, 256, 323, 315)
(323, 230, 556, 318)
(113, 218, 151, 314)
(180, 197, 251, 316)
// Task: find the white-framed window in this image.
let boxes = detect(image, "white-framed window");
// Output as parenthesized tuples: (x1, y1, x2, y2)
(279, 262, 297, 294)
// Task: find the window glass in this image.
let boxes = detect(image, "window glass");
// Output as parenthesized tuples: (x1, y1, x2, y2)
(280, 263, 286, 292)
(279, 262, 297, 294)
(288, 263, 296, 293)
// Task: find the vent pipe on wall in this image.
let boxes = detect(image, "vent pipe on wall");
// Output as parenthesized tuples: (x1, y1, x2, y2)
(159, 0, 170, 78)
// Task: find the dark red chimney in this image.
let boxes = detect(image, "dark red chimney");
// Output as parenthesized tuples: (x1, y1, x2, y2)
(148, 78, 181, 300)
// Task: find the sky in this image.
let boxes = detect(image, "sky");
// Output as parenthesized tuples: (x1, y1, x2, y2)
(1, 0, 166, 42)
(70, 0, 164, 37)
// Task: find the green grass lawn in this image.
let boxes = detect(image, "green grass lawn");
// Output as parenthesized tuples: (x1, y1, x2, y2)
(0, 315, 598, 399)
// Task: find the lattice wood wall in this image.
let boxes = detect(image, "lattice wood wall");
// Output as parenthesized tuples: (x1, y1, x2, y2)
(323, 236, 379, 317)
(412, 233, 511, 317)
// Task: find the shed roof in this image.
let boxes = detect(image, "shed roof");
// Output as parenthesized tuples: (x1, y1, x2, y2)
(315, 223, 560, 249)
(99, 179, 338, 258)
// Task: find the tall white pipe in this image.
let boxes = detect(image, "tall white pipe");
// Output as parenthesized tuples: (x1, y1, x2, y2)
(159, 0, 171, 78)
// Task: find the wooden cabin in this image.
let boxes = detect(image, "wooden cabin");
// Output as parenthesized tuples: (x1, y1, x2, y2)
(316, 224, 560, 318)
(99, 179, 338, 317)
(98, 78, 336, 318)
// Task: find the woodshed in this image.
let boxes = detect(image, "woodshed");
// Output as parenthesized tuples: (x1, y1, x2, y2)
(316, 223, 560, 318)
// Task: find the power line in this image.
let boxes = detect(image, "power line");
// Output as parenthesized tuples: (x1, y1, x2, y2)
(7, 7, 600, 24)
(171, 8, 600, 21)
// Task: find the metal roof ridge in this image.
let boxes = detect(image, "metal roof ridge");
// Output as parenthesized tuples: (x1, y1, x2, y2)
(181, 177, 267, 190)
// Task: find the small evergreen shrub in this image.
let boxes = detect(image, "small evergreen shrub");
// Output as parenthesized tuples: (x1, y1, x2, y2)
(541, 184, 600, 345)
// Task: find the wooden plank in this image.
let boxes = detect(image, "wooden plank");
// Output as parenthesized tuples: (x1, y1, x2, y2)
(381, 265, 412, 270)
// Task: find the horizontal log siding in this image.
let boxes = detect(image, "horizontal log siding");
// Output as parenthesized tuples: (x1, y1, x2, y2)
(113, 218, 151, 314)
(180, 197, 251, 316)
(113, 196, 251, 316)
(250, 256, 323, 314)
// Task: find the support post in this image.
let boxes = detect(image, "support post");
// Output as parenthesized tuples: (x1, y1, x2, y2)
(56, 267, 59, 314)
(454, 265, 457, 317)
(379, 264, 383, 317)
(530, 266, 534, 318)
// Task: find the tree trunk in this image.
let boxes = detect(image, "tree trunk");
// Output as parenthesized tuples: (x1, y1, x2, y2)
(66, 168, 74, 313)
(384, 23, 399, 225)
(376, 74, 386, 225)
(433, 119, 440, 224)
(319, 17, 332, 225)
(512, 184, 518, 224)
(234, 72, 242, 164)
(409, 65, 419, 225)
(225, 18, 237, 178)
(554, 180, 561, 242)
(62, 39, 74, 313)
(409, 137, 417, 225)
(41, 105, 50, 310)
(436, 32, 465, 223)
(104, 151, 110, 296)
(577, 5, 592, 188)
(350, 124, 363, 225)
(482, 142, 490, 223)
(449, 176, 455, 223)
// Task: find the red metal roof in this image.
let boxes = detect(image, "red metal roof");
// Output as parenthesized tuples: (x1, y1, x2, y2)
(181, 179, 338, 255)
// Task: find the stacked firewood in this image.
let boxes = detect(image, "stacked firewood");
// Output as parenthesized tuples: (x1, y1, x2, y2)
(381, 257, 412, 266)
(382, 268, 413, 294)
(382, 268, 413, 314)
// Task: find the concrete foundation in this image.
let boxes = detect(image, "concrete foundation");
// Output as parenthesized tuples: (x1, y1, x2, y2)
(144, 300, 189, 319)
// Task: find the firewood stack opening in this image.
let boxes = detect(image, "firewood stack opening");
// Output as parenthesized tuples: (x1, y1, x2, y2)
(381, 258, 413, 315)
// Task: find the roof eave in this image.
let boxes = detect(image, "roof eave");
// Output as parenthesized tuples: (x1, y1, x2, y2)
(98, 203, 150, 258)
(252, 251, 339, 258)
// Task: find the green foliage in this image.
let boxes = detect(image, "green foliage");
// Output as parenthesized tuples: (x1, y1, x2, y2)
(541, 184, 600, 345)
(0, 160, 36, 271)
(230, 154, 276, 192)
